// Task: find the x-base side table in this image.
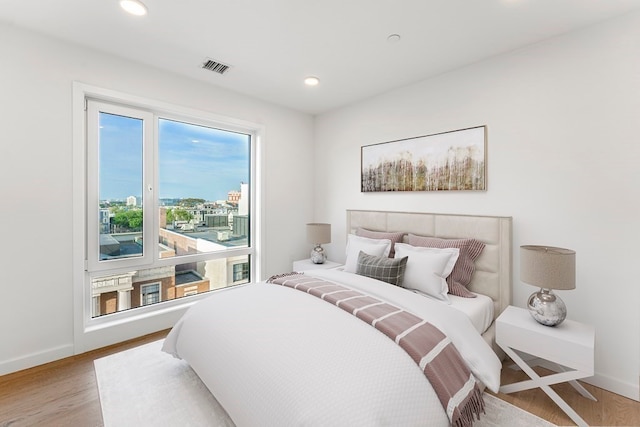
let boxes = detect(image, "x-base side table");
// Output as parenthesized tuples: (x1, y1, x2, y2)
(496, 305, 596, 427)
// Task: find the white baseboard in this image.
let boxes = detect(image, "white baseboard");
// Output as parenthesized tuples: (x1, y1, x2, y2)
(0, 344, 74, 377)
(1, 296, 199, 377)
(583, 373, 639, 402)
(514, 357, 640, 402)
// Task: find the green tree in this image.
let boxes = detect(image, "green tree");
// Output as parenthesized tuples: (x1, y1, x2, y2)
(126, 210, 143, 229)
(179, 198, 205, 208)
(112, 209, 143, 231)
(174, 209, 193, 221)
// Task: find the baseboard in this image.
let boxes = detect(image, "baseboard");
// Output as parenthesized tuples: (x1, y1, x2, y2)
(583, 373, 639, 402)
(0, 344, 74, 377)
(522, 358, 640, 402)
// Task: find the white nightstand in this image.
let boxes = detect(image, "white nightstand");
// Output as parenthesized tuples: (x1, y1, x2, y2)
(496, 305, 596, 427)
(292, 259, 341, 271)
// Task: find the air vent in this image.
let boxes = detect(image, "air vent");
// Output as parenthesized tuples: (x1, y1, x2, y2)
(201, 58, 231, 75)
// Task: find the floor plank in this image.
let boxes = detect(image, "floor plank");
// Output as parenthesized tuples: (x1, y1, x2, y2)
(492, 359, 640, 426)
(0, 330, 168, 427)
(2, 332, 639, 426)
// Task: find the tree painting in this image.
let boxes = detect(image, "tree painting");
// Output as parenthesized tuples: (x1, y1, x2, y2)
(361, 126, 486, 192)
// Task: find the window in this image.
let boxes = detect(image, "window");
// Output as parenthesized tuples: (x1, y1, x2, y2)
(233, 262, 250, 283)
(141, 283, 161, 306)
(81, 92, 259, 323)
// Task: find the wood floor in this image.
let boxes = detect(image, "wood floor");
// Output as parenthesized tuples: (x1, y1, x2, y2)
(1, 331, 639, 427)
(0, 331, 168, 427)
(491, 365, 640, 426)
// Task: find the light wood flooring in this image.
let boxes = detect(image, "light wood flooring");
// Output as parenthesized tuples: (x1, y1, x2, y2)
(1, 330, 639, 426)
(0, 331, 168, 427)
(491, 364, 640, 426)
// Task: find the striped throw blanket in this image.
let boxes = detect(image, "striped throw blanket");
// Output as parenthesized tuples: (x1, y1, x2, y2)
(267, 273, 485, 427)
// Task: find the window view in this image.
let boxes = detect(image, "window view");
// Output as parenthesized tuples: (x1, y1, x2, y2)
(98, 112, 144, 261)
(157, 118, 250, 259)
(88, 100, 254, 318)
(90, 257, 251, 317)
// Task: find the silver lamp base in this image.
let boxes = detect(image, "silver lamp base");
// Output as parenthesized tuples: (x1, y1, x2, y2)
(527, 288, 567, 326)
(310, 244, 326, 264)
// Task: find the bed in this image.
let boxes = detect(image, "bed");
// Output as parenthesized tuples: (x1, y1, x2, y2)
(345, 210, 512, 357)
(162, 210, 513, 426)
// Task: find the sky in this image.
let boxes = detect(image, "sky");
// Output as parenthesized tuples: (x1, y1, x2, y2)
(99, 113, 250, 202)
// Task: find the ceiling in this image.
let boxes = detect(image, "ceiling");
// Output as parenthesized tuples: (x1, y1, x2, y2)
(1, 0, 639, 114)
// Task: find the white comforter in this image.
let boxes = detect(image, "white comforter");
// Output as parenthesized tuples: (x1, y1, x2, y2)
(162, 269, 501, 426)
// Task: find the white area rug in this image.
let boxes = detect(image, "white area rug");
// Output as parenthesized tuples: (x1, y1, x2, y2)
(95, 340, 556, 427)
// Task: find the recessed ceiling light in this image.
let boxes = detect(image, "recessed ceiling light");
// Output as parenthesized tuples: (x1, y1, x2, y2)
(387, 34, 401, 43)
(120, 0, 148, 16)
(304, 76, 320, 86)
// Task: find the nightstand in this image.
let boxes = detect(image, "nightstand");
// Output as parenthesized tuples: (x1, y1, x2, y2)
(292, 259, 341, 271)
(496, 305, 596, 427)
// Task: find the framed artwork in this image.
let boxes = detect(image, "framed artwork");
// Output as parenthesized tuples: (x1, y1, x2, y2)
(361, 126, 486, 192)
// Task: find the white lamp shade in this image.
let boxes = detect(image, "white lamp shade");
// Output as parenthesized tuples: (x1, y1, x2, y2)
(520, 245, 575, 290)
(306, 223, 331, 244)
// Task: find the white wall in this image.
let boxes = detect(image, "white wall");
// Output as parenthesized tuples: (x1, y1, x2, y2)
(314, 11, 640, 399)
(0, 24, 314, 374)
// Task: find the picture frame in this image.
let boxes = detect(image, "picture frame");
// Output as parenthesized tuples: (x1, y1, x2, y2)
(361, 126, 486, 192)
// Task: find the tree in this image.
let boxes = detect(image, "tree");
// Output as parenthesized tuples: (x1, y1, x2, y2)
(175, 209, 193, 221)
(112, 209, 143, 231)
(179, 198, 205, 208)
(167, 208, 193, 222)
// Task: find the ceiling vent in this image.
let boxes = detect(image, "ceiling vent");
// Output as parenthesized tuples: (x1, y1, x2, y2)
(201, 58, 231, 75)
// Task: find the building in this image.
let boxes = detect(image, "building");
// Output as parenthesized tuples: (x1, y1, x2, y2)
(99, 208, 111, 234)
(91, 267, 211, 317)
(227, 190, 241, 204)
(92, 200, 251, 317)
(238, 183, 249, 216)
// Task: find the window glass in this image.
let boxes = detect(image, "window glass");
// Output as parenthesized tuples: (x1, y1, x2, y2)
(89, 256, 249, 317)
(141, 283, 160, 305)
(158, 119, 250, 259)
(98, 112, 144, 261)
(233, 262, 250, 282)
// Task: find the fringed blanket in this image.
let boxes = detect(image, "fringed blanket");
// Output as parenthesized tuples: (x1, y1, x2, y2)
(267, 272, 485, 427)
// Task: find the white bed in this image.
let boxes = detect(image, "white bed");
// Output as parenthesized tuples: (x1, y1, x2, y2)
(162, 210, 512, 426)
(448, 293, 495, 335)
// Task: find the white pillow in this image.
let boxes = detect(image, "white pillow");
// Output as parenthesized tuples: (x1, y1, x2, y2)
(394, 243, 460, 302)
(344, 234, 392, 273)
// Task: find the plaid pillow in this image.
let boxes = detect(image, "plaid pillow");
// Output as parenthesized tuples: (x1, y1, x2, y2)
(355, 251, 408, 287)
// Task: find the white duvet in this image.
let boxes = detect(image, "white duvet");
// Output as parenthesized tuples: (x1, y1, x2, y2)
(163, 269, 501, 426)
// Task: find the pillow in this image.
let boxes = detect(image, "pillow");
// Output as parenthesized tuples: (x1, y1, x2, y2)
(393, 243, 460, 302)
(407, 234, 485, 298)
(355, 228, 405, 258)
(356, 251, 408, 287)
(344, 234, 392, 273)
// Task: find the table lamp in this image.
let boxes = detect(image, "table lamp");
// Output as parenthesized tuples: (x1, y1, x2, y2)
(307, 223, 331, 264)
(520, 245, 576, 326)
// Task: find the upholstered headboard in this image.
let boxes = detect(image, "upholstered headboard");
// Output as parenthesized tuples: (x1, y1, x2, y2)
(346, 210, 513, 322)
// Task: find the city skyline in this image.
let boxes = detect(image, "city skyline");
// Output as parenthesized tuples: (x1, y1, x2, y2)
(99, 114, 250, 201)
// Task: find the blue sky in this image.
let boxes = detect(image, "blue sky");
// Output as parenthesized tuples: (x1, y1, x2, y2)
(99, 114, 250, 201)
